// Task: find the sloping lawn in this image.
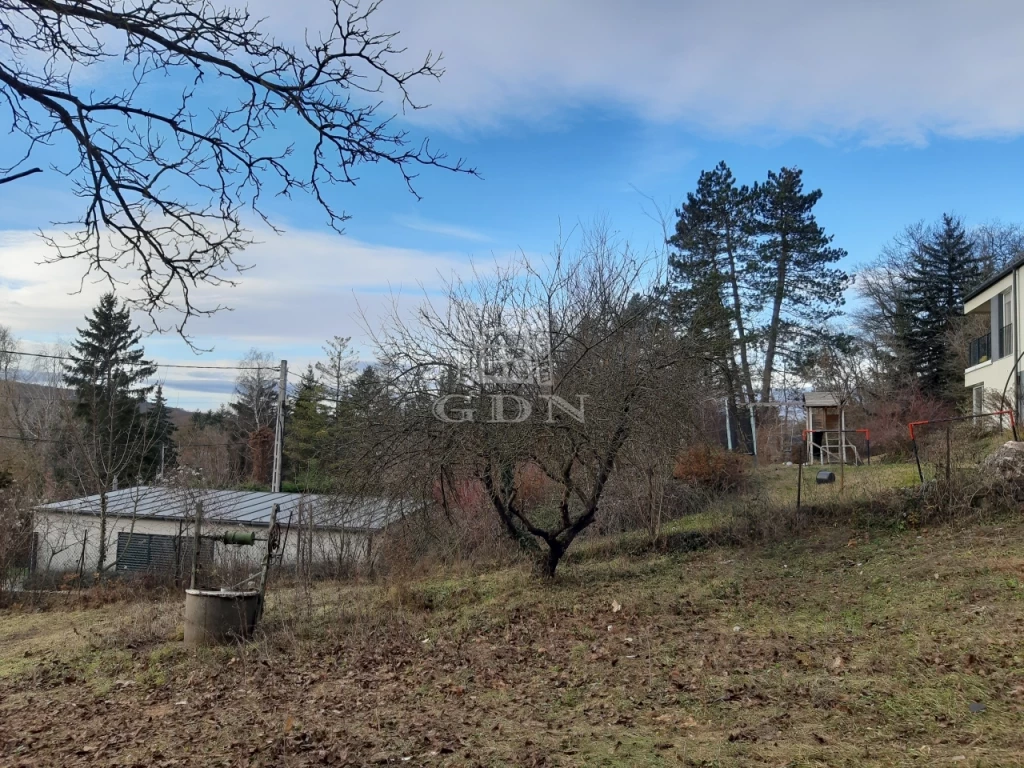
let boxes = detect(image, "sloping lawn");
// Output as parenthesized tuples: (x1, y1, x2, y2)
(2, 515, 1024, 767)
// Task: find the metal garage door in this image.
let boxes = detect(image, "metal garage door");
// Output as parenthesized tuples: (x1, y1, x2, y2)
(115, 532, 213, 575)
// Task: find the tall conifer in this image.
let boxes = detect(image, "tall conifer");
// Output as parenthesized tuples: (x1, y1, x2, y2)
(902, 214, 982, 399)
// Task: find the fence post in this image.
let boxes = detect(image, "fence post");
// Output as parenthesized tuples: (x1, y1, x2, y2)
(945, 425, 951, 485)
(796, 446, 803, 511)
(912, 438, 924, 484)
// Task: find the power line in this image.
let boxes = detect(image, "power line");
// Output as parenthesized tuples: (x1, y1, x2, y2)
(0, 349, 279, 372)
(0, 433, 236, 448)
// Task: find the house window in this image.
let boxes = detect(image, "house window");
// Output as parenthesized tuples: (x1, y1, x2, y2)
(972, 385, 985, 416)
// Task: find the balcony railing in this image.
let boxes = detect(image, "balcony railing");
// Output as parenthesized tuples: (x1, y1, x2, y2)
(968, 332, 991, 367)
(999, 323, 1013, 358)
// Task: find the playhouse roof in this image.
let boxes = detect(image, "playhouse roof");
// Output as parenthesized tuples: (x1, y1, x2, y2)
(803, 391, 840, 408)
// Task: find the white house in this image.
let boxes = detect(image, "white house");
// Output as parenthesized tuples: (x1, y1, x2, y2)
(963, 260, 1023, 418)
(28, 487, 406, 582)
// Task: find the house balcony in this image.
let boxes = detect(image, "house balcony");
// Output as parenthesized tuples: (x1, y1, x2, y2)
(968, 331, 991, 368)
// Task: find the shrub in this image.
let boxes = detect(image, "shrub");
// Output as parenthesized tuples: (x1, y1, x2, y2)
(673, 445, 746, 493)
(860, 390, 953, 460)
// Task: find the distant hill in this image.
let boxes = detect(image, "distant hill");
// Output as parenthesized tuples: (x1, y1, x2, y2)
(2, 379, 196, 430)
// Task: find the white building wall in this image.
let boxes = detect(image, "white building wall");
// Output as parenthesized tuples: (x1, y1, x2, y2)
(32, 510, 373, 578)
(964, 272, 1018, 415)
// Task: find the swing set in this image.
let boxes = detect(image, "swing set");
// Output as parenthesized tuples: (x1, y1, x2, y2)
(801, 428, 871, 466)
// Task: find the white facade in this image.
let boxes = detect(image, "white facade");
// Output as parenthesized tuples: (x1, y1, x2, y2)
(32, 509, 371, 577)
(29, 487, 400, 581)
(963, 265, 1021, 420)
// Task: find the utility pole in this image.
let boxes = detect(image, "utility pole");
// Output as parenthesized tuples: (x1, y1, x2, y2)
(271, 360, 287, 494)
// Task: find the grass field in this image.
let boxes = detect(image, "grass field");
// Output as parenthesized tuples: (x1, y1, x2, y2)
(2, 495, 1024, 766)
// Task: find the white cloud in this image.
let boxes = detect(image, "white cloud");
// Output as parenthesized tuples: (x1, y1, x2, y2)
(0, 227, 475, 406)
(247, 0, 1024, 144)
(394, 215, 493, 243)
(0, 227, 466, 336)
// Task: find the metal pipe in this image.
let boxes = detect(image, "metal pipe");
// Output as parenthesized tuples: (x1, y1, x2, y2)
(725, 399, 733, 451)
(189, 501, 203, 590)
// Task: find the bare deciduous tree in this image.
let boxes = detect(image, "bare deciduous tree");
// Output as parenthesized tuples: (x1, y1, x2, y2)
(0, 0, 475, 333)
(364, 226, 697, 577)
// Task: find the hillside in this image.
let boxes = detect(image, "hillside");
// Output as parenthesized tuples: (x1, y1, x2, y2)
(2, 513, 1023, 767)
(1, 379, 196, 430)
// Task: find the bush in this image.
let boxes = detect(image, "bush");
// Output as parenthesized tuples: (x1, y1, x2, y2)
(860, 390, 953, 460)
(673, 445, 746, 493)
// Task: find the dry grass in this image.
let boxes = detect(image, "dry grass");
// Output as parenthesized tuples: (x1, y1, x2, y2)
(3, 510, 1024, 766)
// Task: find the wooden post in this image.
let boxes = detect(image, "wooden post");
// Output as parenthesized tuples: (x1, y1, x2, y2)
(796, 449, 803, 511)
(189, 501, 203, 590)
(945, 425, 952, 485)
(256, 503, 279, 622)
(839, 409, 846, 493)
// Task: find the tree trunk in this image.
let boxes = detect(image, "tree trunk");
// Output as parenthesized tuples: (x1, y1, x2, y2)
(96, 489, 107, 578)
(761, 234, 789, 402)
(724, 234, 755, 404)
(538, 540, 565, 579)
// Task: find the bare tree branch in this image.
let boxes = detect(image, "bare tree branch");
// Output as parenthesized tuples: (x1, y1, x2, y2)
(0, 0, 476, 339)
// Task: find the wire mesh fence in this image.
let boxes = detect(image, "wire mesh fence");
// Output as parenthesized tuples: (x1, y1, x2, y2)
(909, 411, 1017, 484)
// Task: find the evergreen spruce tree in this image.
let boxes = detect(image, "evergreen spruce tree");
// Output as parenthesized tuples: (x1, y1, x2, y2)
(144, 385, 177, 479)
(349, 365, 383, 422)
(903, 214, 982, 400)
(751, 167, 849, 402)
(63, 292, 156, 573)
(285, 365, 329, 487)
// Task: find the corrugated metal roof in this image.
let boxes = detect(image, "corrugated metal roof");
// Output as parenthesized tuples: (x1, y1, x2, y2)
(803, 391, 839, 407)
(35, 487, 405, 532)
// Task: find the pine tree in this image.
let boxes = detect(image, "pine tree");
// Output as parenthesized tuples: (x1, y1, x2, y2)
(63, 292, 156, 573)
(64, 293, 155, 413)
(285, 365, 329, 486)
(668, 161, 760, 407)
(902, 214, 981, 400)
(751, 167, 849, 402)
(144, 385, 177, 479)
(348, 365, 383, 422)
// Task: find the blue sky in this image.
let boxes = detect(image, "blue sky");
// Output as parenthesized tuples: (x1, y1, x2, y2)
(2, 0, 1023, 410)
